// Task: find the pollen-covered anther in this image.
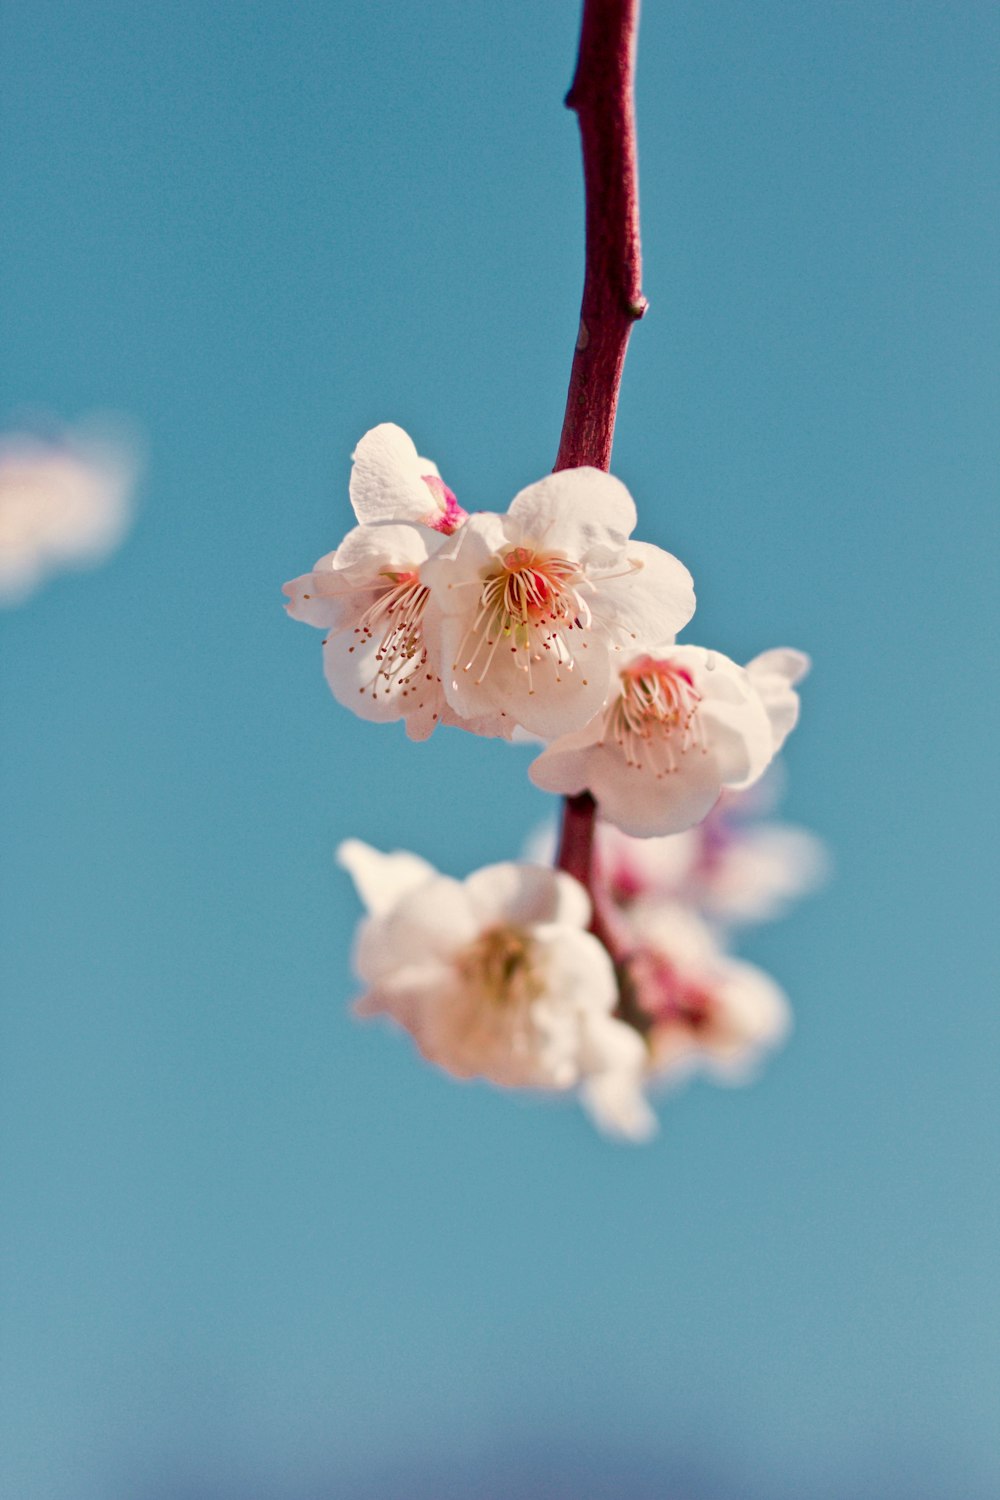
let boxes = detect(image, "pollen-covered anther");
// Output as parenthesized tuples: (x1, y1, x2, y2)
(607, 655, 706, 777)
(453, 922, 552, 1064)
(458, 547, 592, 685)
(351, 569, 432, 701)
(458, 923, 542, 1008)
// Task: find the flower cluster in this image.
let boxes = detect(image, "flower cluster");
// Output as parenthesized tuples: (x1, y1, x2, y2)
(572, 781, 824, 1137)
(287, 425, 816, 1141)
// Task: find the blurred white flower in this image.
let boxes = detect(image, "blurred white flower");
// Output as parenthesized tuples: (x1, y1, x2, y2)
(0, 424, 138, 605)
(338, 839, 651, 1136)
(595, 790, 827, 926)
(616, 901, 791, 1084)
(422, 467, 695, 740)
(530, 644, 795, 837)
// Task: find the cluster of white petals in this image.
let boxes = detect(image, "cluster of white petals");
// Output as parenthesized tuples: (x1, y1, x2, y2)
(0, 425, 137, 605)
(289, 424, 816, 1144)
(286, 423, 805, 837)
(338, 840, 652, 1138)
(525, 773, 823, 1138)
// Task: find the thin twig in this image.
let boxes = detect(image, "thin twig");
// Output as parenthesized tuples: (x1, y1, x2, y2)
(554, 0, 646, 475)
(554, 0, 645, 920)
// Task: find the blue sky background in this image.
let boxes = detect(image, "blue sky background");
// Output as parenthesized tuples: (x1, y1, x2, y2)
(1, 2, 998, 1496)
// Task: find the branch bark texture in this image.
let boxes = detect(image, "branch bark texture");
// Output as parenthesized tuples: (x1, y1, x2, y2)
(555, 0, 645, 913)
(554, 0, 646, 475)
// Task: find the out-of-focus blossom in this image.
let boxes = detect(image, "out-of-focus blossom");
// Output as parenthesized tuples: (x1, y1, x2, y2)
(627, 904, 790, 1079)
(595, 791, 827, 926)
(423, 467, 695, 740)
(613, 901, 790, 1087)
(338, 839, 652, 1136)
(529, 644, 798, 837)
(0, 424, 138, 605)
(349, 423, 467, 534)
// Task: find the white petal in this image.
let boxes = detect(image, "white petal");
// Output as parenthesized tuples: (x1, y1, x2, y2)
(595, 821, 698, 903)
(700, 825, 829, 923)
(463, 863, 592, 931)
(747, 648, 810, 752)
(282, 569, 341, 628)
(506, 468, 637, 555)
(704, 959, 792, 1080)
(336, 839, 436, 915)
(332, 521, 436, 582)
(671, 645, 776, 787)
(580, 1068, 659, 1143)
(349, 423, 444, 526)
(354, 874, 477, 983)
(418, 511, 507, 611)
(531, 738, 724, 838)
(596, 541, 696, 644)
(625, 900, 721, 969)
(531, 924, 618, 1013)
(321, 631, 435, 726)
(748, 647, 811, 688)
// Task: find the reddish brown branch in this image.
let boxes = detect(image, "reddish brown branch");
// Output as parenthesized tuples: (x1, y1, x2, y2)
(556, 791, 621, 956)
(554, 0, 646, 475)
(555, 791, 598, 889)
(554, 0, 645, 921)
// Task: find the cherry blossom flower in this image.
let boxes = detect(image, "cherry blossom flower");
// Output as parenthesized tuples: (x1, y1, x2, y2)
(284, 425, 486, 739)
(612, 900, 791, 1089)
(337, 839, 651, 1135)
(422, 467, 695, 740)
(284, 521, 453, 740)
(0, 425, 137, 606)
(529, 643, 787, 837)
(594, 787, 827, 926)
(349, 423, 467, 534)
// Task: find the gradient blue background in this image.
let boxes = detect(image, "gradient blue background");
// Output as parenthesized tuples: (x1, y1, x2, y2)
(2, 2, 998, 1496)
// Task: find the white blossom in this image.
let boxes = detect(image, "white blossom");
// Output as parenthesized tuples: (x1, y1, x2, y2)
(283, 426, 503, 739)
(422, 467, 695, 740)
(285, 521, 454, 740)
(338, 840, 649, 1126)
(529, 644, 784, 837)
(579, 896, 791, 1137)
(594, 786, 827, 926)
(0, 425, 137, 605)
(615, 901, 791, 1084)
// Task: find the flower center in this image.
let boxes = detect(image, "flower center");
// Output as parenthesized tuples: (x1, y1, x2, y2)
(457, 546, 592, 688)
(605, 656, 705, 776)
(457, 923, 542, 1008)
(349, 570, 435, 704)
(626, 950, 714, 1035)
